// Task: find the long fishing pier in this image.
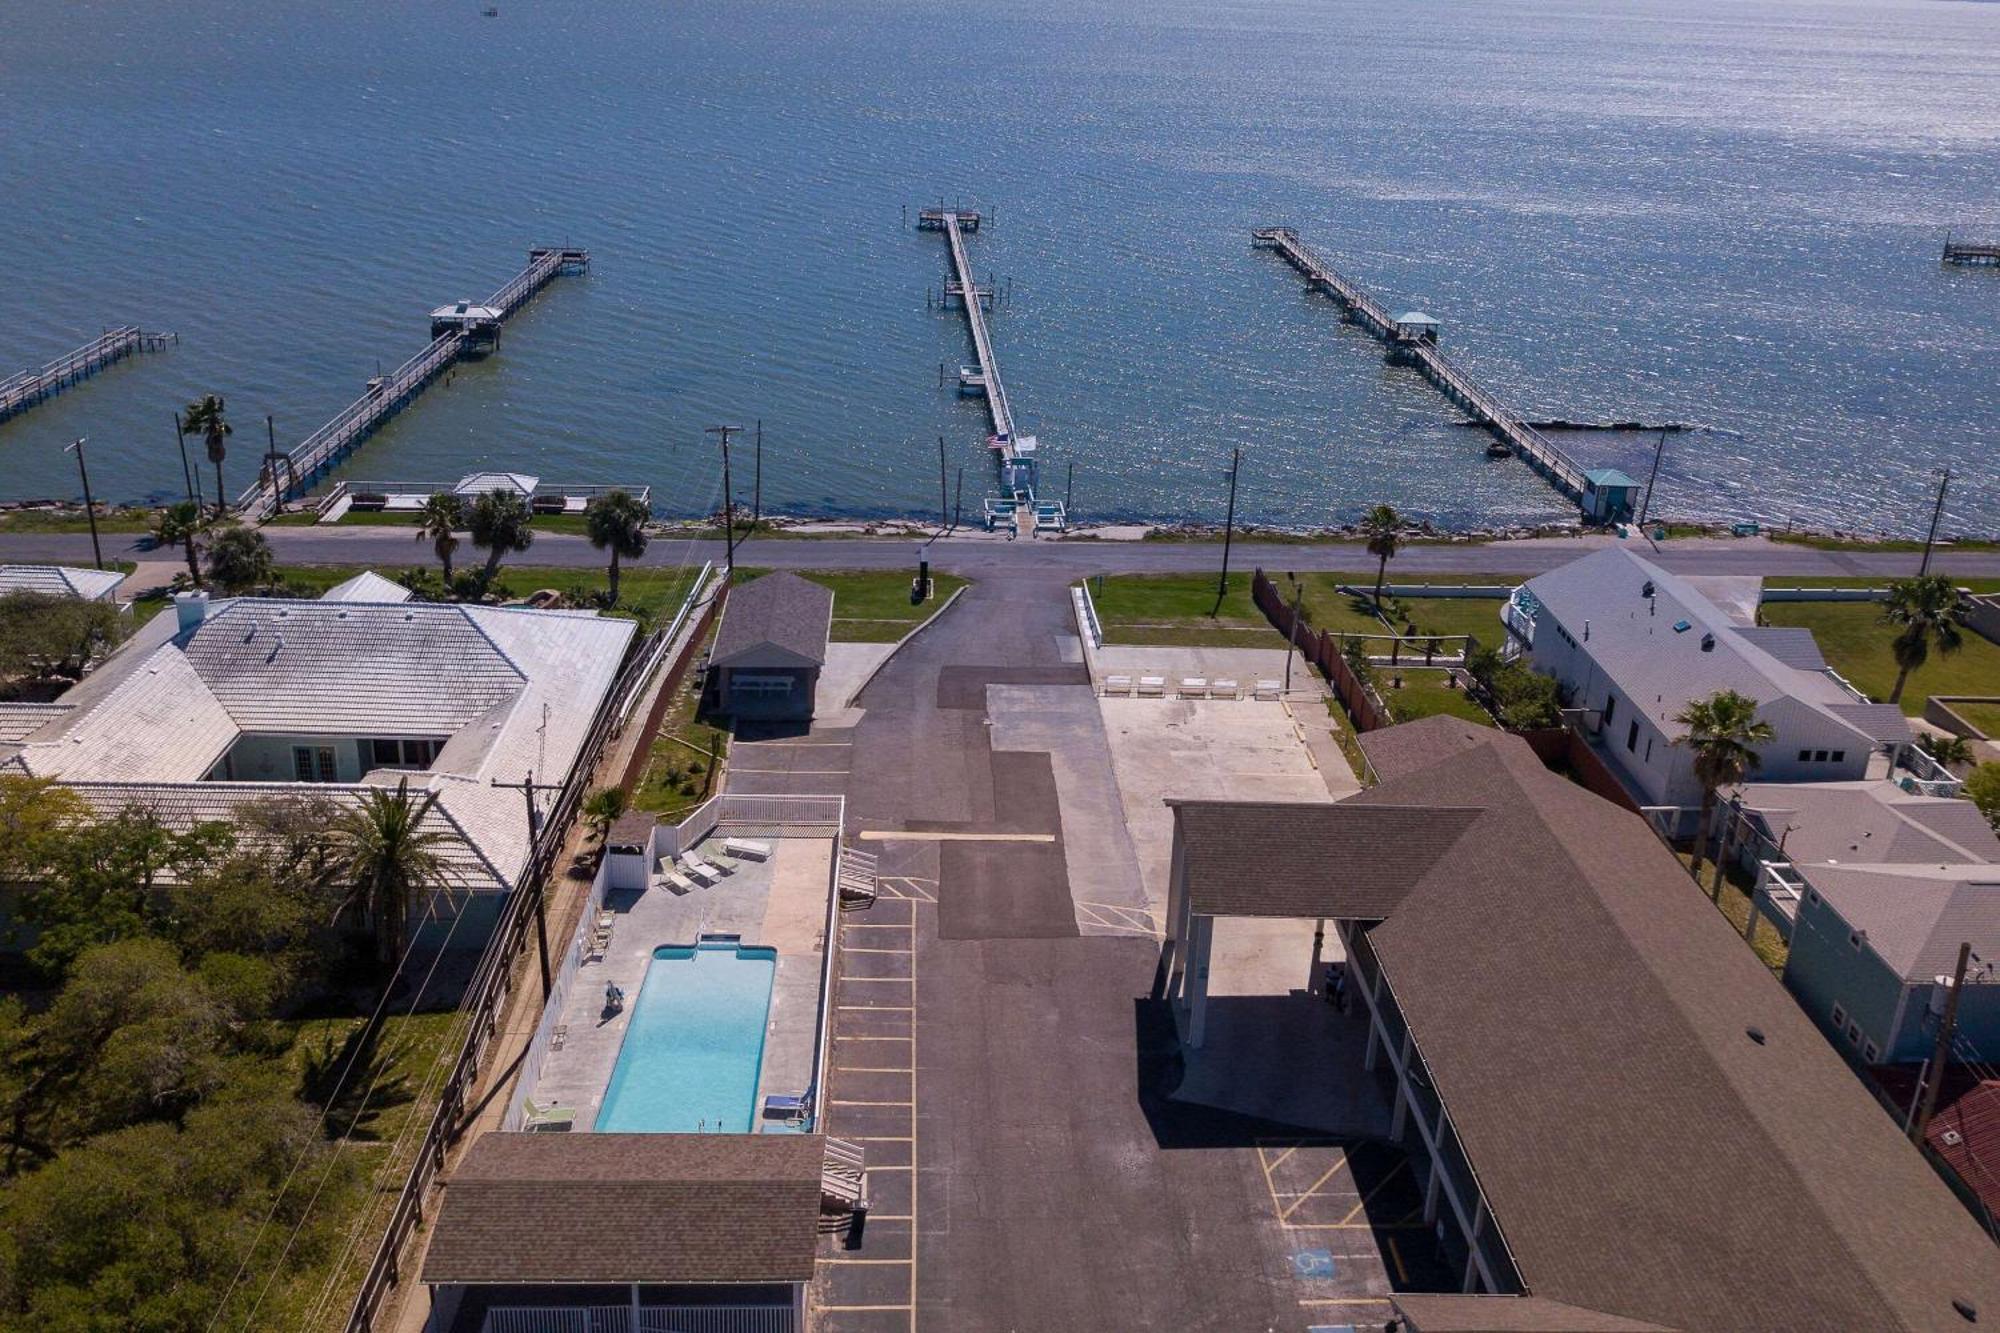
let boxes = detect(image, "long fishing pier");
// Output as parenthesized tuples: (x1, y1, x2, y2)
(1253, 227, 1595, 513)
(0, 327, 176, 425)
(919, 208, 1016, 455)
(237, 246, 587, 518)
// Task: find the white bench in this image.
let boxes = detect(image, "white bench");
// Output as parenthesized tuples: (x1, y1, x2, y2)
(1137, 675, 1166, 698)
(1210, 678, 1240, 700)
(1254, 679, 1283, 700)
(1178, 677, 1208, 699)
(724, 837, 774, 861)
(1102, 674, 1134, 697)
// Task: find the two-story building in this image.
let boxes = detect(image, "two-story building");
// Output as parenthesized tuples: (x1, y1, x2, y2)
(1503, 548, 1910, 819)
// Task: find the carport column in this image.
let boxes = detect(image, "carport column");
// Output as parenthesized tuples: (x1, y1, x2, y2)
(1462, 1197, 1487, 1293)
(631, 1282, 641, 1327)
(1163, 824, 1190, 998)
(1186, 913, 1215, 1048)
(1307, 917, 1325, 995)
(1388, 1032, 1412, 1140)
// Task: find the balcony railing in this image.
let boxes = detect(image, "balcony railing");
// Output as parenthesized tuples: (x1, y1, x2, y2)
(481, 1304, 795, 1333)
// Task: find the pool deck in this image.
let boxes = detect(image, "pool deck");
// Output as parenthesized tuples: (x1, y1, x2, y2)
(527, 835, 833, 1132)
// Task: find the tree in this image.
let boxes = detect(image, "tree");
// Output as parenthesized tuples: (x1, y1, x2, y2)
(204, 522, 274, 594)
(1928, 734, 1977, 774)
(1672, 689, 1775, 899)
(0, 592, 121, 693)
(581, 787, 629, 844)
(1967, 764, 2000, 833)
(584, 489, 650, 606)
(1359, 503, 1402, 608)
(467, 490, 534, 595)
(415, 492, 464, 588)
(1883, 575, 1967, 705)
(327, 779, 456, 966)
(149, 500, 206, 587)
(182, 394, 232, 519)
(0, 777, 86, 888)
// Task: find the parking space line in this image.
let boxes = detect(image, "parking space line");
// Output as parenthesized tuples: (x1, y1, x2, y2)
(835, 1004, 914, 1012)
(1279, 1153, 1351, 1221)
(820, 1258, 911, 1266)
(815, 1304, 914, 1312)
(1338, 1160, 1408, 1225)
(843, 1135, 914, 1143)
(830, 1098, 914, 1107)
(837, 1034, 913, 1040)
(836, 1068, 913, 1076)
(843, 947, 915, 955)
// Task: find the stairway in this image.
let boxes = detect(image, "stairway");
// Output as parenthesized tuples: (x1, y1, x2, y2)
(821, 1137, 869, 1215)
(837, 846, 879, 907)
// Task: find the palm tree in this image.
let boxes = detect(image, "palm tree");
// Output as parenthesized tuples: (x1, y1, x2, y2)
(582, 787, 630, 843)
(467, 490, 534, 595)
(584, 489, 651, 606)
(1359, 504, 1402, 609)
(416, 493, 464, 589)
(1672, 689, 1775, 900)
(329, 778, 456, 966)
(1928, 734, 1977, 775)
(1883, 575, 1967, 705)
(183, 395, 232, 519)
(151, 500, 205, 587)
(205, 522, 274, 594)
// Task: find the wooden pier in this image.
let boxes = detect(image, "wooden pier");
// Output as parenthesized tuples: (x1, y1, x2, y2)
(237, 247, 587, 518)
(1252, 227, 1590, 508)
(0, 326, 176, 425)
(1943, 236, 2000, 267)
(920, 208, 1016, 457)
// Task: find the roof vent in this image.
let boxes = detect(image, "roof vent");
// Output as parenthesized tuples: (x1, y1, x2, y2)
(1745, 1026, 1766, 1045)
(1953, 1296, 1977, 1322)
(1700, 633, 1716, 652)
(1672, 619, 1691, 633)
(1944, 1129, 1965, 1147)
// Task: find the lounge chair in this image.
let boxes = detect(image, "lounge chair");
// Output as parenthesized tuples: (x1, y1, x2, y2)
(763, 1092, 809, 1123)
(705, 849, 742, 874)
(654, 869, 697, 895)
(679, 855, 721, 885)
(523, 1098, 576, 1132)
(724, 837, 773, 861)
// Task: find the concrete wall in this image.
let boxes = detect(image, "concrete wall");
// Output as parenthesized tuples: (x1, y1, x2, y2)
(1963, 594, 2000, 647)
(1928, 696, 2000, 740)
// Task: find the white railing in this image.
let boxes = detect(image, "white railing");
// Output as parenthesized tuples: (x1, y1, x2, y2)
(1073, 580, 1104, 649)
(481, 1307, 794, 1333)
(502, 850, 614, 1133)
(1752, 860, 1808, 942)
(614, 563, 716, 733)
(1823, 667, 1871, 704)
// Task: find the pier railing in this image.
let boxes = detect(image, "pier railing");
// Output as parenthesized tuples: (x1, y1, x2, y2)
(0, 326, 176, 423)
(937, 211, 1015, 448)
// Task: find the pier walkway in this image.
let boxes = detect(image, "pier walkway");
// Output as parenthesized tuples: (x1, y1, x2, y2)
(237, 246, 587, 519)
(920, 208, 1015, 454)
(1253, 227, 1590, 509)
(0, 327, 176, 425)
(1943, 237, 2000, 267)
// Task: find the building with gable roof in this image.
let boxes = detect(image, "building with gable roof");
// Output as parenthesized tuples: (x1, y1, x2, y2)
(706, 572, 832, 722)
(0, 563, 127, 603)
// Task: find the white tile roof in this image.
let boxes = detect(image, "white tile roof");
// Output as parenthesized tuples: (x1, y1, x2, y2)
(0, 703, 71, 743)
(181, 600, 526, 736)
(0, 564, 127, 601)
(320, 571, 414, 604)
(3, 592, 636, 893)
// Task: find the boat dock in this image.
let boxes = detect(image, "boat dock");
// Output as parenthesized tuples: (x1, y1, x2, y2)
(237, 247, 586, 518)
(918, 207, 1064, 533)
(1943, 236, 2000, 267)
(0, 327, 176, 425)
(1253, 227, 1610, 518)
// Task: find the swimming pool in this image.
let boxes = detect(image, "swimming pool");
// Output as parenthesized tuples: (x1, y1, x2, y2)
(595, 940, 777, 1134)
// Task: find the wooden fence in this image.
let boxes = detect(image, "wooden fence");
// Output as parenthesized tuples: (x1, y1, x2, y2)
(1515, 728, 1643, 815)
(1253, 568, 1391, 732)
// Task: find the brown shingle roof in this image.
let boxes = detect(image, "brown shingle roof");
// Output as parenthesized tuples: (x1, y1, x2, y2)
(1391, 1294, 1673, 1332)
(1182, 722, 2000, 1330)
(711, 572, 832, 668)
(1168, 801, 1482, 919)
(421, 1133, 825, 1286)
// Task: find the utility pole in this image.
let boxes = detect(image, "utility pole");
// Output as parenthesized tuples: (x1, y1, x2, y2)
(1913, 940, 1974, 1144)
(1285, 579, 1304, 691)
(705, 425, 743, 578)
(953, 467, 964, 533)
(1216, 445, 1241, 610)
(172, 412, 195, 503)
(1920, 467, 1952, 577)
(938, 436, 949, 532)
(490, 770, 564, 1001)
(1066, 460, 1074, 516)
(753, 419, 762, 529)
(1637, 428, 1668, 528)
(64, 438, 102, 570)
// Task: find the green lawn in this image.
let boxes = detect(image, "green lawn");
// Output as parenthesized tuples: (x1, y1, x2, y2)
(773, 569, 968, 643)
(629, 619, 729, 821)
(1945, 700, 2000, 739)
(265, 563, 702, 627)
(1758, 600, 2000, 715)
(271, 508, 599, 536)
(1378, 670, 1494, 727)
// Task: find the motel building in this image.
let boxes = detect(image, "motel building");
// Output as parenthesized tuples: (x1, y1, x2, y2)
(1161, 717, 2000, 1330)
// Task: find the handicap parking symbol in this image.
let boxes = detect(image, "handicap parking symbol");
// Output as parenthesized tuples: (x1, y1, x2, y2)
(1291, 1248, 1337, 1279)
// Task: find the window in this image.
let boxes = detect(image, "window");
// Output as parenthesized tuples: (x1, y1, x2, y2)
(1863, 1040, 1880, 1063)
(732, 674, 795, 698)
(1830, 750, 1845, 764)
(367, 738, 438, 770)
(1814, 750, 1830, 763)
(1603, 695, 1617, 729)
(294, 747, 316, 782)
(1846, 1021, 1863, 1046)
(1806, 889, 1820, 906)
(294, 745, 337, 783)
(1849, 931, 1865, 951)
(1831, 1001, 1848, 1028)
(1626, 719, 1640, 753)
(1644, 737, 1653, 762)
(1798, 749, 1812, 762)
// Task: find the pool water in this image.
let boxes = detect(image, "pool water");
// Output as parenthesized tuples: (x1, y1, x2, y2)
(596, 941, 777, 1134)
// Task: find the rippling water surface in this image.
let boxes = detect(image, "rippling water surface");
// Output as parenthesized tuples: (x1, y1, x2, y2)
(1, 0, 1996, 532)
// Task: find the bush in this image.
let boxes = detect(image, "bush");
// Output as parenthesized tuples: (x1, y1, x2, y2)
(1968, 764, 2000, 833)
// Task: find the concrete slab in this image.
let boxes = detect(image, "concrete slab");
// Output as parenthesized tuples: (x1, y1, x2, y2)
(820, 641, 898, 713)
(1172, 993, 1392, 1137)
(1099, 697, 1338, 923)
(1095, 642, 1309, 692)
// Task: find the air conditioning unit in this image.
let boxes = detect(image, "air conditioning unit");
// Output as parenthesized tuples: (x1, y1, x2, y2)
(1930, 976, 1957, 1017)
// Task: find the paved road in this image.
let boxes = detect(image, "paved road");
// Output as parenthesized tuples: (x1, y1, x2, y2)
(8, 527, 1997, 580)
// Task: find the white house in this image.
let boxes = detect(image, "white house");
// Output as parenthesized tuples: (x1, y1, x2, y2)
(0, 563, 128, 603)
(1502, 549, 1910, 814)
(0, 576, 634, 940)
